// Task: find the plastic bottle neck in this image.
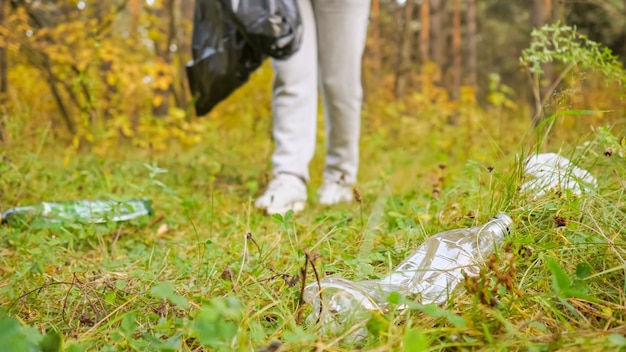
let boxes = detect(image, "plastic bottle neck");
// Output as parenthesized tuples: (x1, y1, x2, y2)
(483, 213, 513, 237)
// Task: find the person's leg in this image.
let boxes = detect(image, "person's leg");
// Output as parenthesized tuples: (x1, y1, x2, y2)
(315, 0, 370, 189)
(255, 0, 317, 214)
(270, 0, 318, 183)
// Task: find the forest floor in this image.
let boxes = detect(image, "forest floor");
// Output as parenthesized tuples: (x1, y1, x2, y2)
(1, 106, 626, 351)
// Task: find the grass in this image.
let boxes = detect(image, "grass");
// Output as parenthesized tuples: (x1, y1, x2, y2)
(1, 108, 626, 351)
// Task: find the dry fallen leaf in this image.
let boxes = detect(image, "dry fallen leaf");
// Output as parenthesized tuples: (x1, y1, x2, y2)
(156, 223, 169, 236)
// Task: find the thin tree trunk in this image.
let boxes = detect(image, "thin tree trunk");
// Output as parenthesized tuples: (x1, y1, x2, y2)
(100, 60, 117, 121)
(0, 0, 6, 100)
(170, 0, 187, 110)
(129, 0, 141, 130)
(0, 0, 7, 141)
(419, 0, 430, 94)
(420, 0, 430, 63)
(466, 0, 477, 88)
(180, 0, 194, 59)
(152, 0, 175, 118)
(430, 0, 446, 70)
(168, 0, 181, 109)
(369, 0, 382, 75)
(393, 1, 403, 74)
(451, 0, 461, 99)
(130, 0, 140, 34)
(362, 0, 381, 101)
(94, 3, 117, 121)
(43, 59, 75, 134)
(176, 0, 193, 114)
(395, 0, 415, 100)
(531, 0, 553, 125)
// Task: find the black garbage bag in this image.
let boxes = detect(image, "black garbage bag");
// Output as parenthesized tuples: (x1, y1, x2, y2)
(220, 0, 303, 59)
(186, 0, 303, 117)
(186, 0, 264, 117)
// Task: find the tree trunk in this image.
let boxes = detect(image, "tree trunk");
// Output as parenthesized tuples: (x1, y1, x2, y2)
(0, 0, 7, 103)
(531, 0, 552, 26)
(177, 0, 194, 115)
(531, 0, 551, 41)
(180, 0, 194, 58)
(169, 0, 186, 110)
(0, 0, 6, 141)
(531, 0, 553, 125)
(430, 0, 446, 70)
(466, 0, 477, 88)
(451, 0, 461, 99)
(152, 0, 176, 118)
(369, 0, 382, 75)
(130, 0, 140, 34)
(420, 0, 430, 63)
(395, 0, 415, 100)
(128, 0, 141, 130)
(94, 3, 117, 121)
(43, 57, 75, 134)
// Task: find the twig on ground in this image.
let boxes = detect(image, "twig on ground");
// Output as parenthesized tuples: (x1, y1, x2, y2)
(62, 273, 79, 324)
(14, 280, 77, 305)
(295, 251, 309, 325)
(304, 248, 323, 324)
(110, 223, 124, 256)
(246, 232, 262, 256)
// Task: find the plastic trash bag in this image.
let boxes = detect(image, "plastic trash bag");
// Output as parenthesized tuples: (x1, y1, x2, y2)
(222, 0, 303, 59)
(186, 0, 264, 117)
(186, 0, 303, 116)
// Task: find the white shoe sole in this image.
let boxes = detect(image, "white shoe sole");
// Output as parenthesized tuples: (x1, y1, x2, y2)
(262, 200, 306, 216)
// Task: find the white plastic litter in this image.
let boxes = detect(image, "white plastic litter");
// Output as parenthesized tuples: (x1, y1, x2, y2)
(299, 153, 596, 339)
(521, 153, 598, 198)
(303, 214, 513, 337)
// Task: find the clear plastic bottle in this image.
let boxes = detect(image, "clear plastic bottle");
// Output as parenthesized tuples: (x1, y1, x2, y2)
(1, 198, 153, 227)
(303, 213, 513, 332)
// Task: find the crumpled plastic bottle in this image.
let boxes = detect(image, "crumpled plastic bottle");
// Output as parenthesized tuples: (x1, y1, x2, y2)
(1, 198, 153, 227)
(302, 213, 513, 337)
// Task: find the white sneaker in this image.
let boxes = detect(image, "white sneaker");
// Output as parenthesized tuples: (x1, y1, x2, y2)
(255, 173, 307, 215)
(318, 180, 354, 205)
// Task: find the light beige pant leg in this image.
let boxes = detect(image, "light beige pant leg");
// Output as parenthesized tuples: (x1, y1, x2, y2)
(271, 0, 318, 182)
(271, 0, 370, 184)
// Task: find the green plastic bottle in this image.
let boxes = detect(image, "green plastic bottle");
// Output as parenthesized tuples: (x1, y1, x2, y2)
(0, 198, 153, 226)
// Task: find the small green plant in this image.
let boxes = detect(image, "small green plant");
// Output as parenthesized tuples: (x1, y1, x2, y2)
(191, 296, 243, 351)
(520, 23, 625, 123)
(0, 316, 62, 352)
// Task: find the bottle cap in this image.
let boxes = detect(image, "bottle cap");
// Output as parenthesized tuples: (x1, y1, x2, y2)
(490, 213, 513, 235)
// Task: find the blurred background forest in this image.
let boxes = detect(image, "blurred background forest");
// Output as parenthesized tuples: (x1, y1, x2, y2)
(0, 0, 625, 154)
